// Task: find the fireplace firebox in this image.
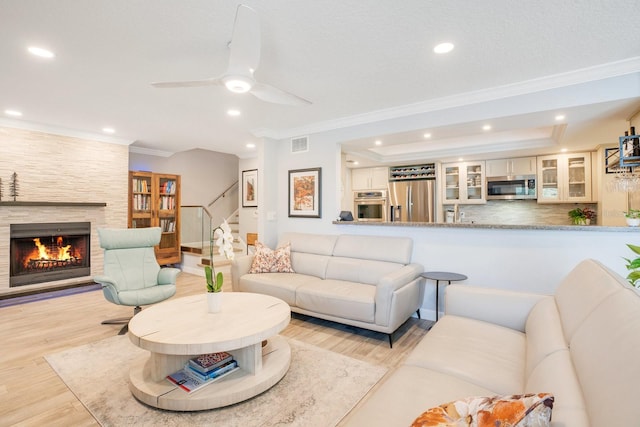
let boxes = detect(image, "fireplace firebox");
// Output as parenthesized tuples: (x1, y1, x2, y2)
(10, 222, 91, 287)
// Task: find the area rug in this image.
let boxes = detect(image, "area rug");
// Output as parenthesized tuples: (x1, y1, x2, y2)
(45, 335, 386, 426)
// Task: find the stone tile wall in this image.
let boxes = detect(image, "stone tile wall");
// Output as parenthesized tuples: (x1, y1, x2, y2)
(458, 200, 599, 225)
(0, 126, 129, 294)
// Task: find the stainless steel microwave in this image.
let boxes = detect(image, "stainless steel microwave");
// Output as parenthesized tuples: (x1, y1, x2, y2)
(486, 175, 537, 200)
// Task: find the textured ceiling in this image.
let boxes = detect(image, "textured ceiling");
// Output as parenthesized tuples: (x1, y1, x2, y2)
(1, 0, 640, 161)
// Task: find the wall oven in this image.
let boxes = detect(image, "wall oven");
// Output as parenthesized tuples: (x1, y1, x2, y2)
(353, 190, 387, 222)
(486, 175, 537, 200)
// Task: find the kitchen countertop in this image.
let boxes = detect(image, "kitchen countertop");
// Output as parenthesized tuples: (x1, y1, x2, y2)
(333, 220, 640, 232)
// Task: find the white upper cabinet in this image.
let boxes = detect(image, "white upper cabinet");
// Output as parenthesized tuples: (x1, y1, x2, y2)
(442, 161, 486, 204)
(537, 153, 593, 203)
(352, 167, 389, 190)
(485, 157, 537, 177)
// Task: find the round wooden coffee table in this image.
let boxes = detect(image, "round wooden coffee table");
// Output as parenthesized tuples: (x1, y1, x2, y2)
(127, 292, 291, 411)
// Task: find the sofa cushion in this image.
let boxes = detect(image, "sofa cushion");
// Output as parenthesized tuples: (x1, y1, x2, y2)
(248, 241, 294, 273)
(332, 234, 413, 264)
(295, 280, 376, 323)
(280, 232, 337, 256)
(343, 365, 498, 427)
(325, 256, 403, 285)
(554, 259, 622, 343)
(568, 287, 640, 427)
(238, 273, 321, 306)
(524, 297, 567, 377)
(410, 393, 554, 427)
(405, 315, 526, 395)
(525, 350, 588, 427)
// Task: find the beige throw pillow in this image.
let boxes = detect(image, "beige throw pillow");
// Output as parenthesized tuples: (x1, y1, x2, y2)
(248, 241, 295, 273)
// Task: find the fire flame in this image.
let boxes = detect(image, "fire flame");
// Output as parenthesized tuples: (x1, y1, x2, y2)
(32, 237, 73, 261)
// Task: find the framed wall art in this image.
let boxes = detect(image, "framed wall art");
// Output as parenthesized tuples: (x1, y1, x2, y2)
(288, 167, 321, 218)
(242, 169, 258, 207)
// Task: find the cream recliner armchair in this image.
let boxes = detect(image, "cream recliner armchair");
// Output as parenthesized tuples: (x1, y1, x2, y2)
(94, 227, 179, 334)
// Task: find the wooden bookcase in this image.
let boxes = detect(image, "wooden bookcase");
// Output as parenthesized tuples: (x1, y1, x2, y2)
(128, 171, 181, 265)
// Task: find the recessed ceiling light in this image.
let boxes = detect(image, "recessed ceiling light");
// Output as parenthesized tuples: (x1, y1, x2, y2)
(433, 42, 454, 54)
(353, 161, 359, 165)
(482, 125, 492, 131)
(246, 143, 256, 149)
(4, 109, 23, 117)
(458, 158, 464, 162)
(423, 133, 431, 139)
(102, 127, 115, 134)
(561, 148, 568, 153)
(374, 140, 382, 146)
(555, 115, 565, 121)
(27, 46, 55, 58)
(227, 109, 241, 117)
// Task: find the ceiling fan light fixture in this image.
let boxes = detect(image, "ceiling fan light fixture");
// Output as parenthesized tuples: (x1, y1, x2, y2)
(223, 75, 253, 93)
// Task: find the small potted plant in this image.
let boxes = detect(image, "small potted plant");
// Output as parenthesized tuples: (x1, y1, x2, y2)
(624, 209, 640, 227)
(205, 219, 235, 312)
(568, 207, 595, 225)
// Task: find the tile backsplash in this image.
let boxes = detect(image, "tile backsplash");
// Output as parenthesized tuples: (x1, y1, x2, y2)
(456, 200, 598, 226)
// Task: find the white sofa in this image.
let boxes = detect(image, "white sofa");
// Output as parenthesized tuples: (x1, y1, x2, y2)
(231, 232, 424, 346)
(342, 259, 640, 426)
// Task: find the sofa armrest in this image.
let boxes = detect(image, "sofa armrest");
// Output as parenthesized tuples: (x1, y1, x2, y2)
(375, 263, 424, 325)
(445, 284, 548, 332)
(158, 267, 181, 285)
(231, 255, 255, 291)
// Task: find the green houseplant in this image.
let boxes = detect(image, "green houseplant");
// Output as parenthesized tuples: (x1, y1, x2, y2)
(205, 219, 235, 293)
(568, 207, 595, 225)
(624, 209, 640, 227)
(624, 243, 640, 288)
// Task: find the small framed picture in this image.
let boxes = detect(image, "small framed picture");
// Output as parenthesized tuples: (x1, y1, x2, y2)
(242, 169, 258, 207)
(288, 167, 321, 218)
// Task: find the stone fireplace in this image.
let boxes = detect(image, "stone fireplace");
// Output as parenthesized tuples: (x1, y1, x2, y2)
(0, 125, 130, 295)
(10, 222, 91, 287)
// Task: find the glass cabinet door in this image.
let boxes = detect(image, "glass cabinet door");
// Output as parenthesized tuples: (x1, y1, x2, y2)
(466, 164, 483, 201)
(539, 158, 559, 201)
(444, 165, 460, 202)
(566, 155, 587, 199)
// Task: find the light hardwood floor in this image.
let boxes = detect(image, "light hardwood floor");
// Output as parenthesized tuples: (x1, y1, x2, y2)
(0, 268, 431, 426)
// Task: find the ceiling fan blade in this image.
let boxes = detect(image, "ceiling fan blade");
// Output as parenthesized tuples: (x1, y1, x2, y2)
(227, 4, 260, 75)
(151, 78, 222, 88)
(251, 82, 312, 106)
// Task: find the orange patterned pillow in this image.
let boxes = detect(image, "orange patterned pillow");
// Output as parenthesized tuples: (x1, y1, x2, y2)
(411, 393, 554, 427)
(248, 241, 295, 273)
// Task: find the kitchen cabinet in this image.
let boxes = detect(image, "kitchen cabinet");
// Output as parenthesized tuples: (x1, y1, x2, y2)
(485, 157, 536, 177)
(442, 161, 486, 204)
(352, 167, 389, 190)
(537, 153, 592, 203)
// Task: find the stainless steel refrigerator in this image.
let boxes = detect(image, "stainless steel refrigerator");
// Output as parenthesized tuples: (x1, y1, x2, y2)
(388, 179, 436, 222)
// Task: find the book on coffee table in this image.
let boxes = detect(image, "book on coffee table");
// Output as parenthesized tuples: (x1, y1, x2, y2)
(166, 361, 239, 393)
(188, 351, 233, 373)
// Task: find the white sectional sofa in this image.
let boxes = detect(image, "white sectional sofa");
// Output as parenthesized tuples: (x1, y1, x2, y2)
(231, 232, 424, 346)
(342, 259, 640, 427)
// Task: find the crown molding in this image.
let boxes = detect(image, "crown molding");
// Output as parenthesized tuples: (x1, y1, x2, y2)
(253, 56, 640, 141)
(0, 118, 133, 145)
(128, 145, 175, 157)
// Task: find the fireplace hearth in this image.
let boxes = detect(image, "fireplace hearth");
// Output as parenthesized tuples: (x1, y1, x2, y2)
(10, 222, 91, 287)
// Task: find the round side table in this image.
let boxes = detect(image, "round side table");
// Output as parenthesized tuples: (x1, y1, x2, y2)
(421, 271, 467, 321)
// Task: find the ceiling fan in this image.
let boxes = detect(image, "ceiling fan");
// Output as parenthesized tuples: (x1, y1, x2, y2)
(151, 4, 311, 106)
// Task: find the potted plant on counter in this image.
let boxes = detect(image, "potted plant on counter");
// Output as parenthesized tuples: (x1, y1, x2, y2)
(568, 207, 595, 225)
(624, 209, 640, 227)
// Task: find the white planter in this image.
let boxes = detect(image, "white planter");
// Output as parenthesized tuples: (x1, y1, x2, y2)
(626, 218, 640, 227)
(207, 292, 223, 313)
